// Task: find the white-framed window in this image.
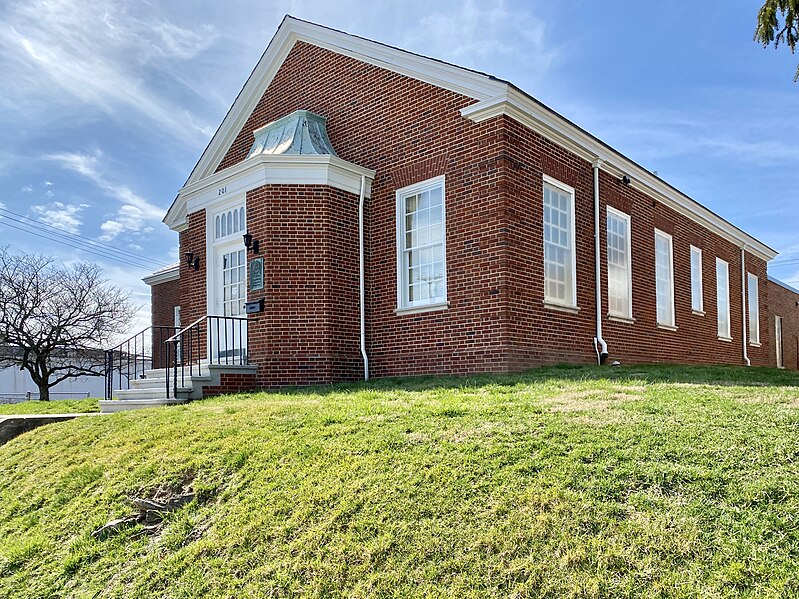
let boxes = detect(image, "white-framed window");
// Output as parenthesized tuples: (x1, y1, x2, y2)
(214, 206, 246, 240)
(716, 258, 731, 339)
(776, 315, 784, 368)
(690, 245, 703, 313)
(396, 175, 447, 311)
(654, 229, 675, 327)
(606, 207, 632, 319)
(543, 175, 577, 308)
(748, 273, 760, 345)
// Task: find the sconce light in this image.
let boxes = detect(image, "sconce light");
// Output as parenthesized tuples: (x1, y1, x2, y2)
(185, 251, 200, 271)
(243, 233, 259, 254)
(621, 175, 631, 186)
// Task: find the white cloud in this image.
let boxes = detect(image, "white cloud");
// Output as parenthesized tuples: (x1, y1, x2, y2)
(0, 0, 217, 144)
(31, 201, 87, 234)
(20, 185, 32, 193)
(402, 0, 558, 83)
(46, 149, 164, 240)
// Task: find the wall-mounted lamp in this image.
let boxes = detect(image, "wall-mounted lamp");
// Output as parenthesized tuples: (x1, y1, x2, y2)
(243, 233, 259, 254)
(185, 251, 200, 271)
(621, 175, 631, 186)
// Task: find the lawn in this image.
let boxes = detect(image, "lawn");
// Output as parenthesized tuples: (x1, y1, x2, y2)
(0, 398, 99, 415)
(1, 365, 798, 598)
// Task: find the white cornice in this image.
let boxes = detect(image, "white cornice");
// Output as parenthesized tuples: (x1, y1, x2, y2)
(166, 154, 375, 231)
(461, 88, 778, 262)
(142, 264, 180, 286)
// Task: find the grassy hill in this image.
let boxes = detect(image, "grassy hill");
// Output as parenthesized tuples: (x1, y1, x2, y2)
(1, 365, 798, 598)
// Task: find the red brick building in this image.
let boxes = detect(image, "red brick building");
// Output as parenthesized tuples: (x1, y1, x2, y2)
(147, 16, 797, 392)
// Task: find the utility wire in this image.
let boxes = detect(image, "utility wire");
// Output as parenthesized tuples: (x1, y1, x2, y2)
(0, 219, 160, 271)
(0, 207, 170, 268)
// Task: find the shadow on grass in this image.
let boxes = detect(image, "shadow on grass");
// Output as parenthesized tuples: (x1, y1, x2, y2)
(261, 363, 799, 398)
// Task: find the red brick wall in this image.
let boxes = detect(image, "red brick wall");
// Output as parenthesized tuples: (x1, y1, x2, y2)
(150, 276, 180, 368)
(244, 184, 361, 387)
(169, 40, 777, 384)
(767, 280, 799, 370)
(177, 210, 209, 360)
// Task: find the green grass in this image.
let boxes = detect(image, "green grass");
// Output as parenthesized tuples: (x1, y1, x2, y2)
(1, 364, 798, 598)
(0, 398, 99, 415)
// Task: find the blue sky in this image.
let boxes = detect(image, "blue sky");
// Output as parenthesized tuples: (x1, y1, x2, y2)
(1, 0, 798, 333)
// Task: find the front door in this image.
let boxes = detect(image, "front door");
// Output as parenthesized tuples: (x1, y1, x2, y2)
(211, 242, 247, 362)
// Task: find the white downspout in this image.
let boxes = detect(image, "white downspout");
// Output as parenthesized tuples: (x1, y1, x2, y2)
(358, 175, 370, 380)
(593, 160, 609, 364)
(741, 246, 750, 367)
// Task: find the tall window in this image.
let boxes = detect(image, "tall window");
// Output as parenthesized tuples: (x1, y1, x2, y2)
(396, 176, 447, 310)
(606, 208, 632, 318)
(748, 273, 760, 345)
(690, 245, 703, 313)
(654, 230, 675, 327)
(717, 258, 731, 339)
(543, 176, 576, 307)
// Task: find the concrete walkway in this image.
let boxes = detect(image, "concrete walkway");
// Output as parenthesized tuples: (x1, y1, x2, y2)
(0, 413, 104, 446)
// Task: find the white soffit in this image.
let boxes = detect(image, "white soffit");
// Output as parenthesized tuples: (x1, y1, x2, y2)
(142, 263, 180, 286)
(461, 88, 778, 262)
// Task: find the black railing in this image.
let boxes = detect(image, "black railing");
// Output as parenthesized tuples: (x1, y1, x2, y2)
(104, 326, 179, 400)
(164, 315, 248, 398)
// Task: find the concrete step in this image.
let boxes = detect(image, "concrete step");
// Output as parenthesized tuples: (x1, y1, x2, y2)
(115, 387, 192, 401)
(129, 375, 211, 390)
(99, 398, 189, 413)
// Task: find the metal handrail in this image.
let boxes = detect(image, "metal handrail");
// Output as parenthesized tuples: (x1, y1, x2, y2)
(165, 315, 248, 398)
(104, 326, 178, 400)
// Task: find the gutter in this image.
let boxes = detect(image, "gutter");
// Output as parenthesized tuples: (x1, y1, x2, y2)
(358, 175, 370, 380)
(593, 160, 609, 364)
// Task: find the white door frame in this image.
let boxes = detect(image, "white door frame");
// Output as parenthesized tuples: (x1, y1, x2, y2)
(206, 200, 247, 361)
(775, 315, 784, 369)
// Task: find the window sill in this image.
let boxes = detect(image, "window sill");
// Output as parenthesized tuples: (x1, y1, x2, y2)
(692, 309, 705, 316)
(718, 336, 733, 343)
(395, 301, 449, 316)
(657, 323, 678, 331)
(543, 300, 580, 315)
(608, 314, 635, 325)
(749, 342, 762, 348)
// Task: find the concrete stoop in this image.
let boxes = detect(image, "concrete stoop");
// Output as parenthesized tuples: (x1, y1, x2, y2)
(99, 363, 258, 413)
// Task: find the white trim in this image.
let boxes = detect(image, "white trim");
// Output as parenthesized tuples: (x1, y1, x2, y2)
(608, 314, 635, 325)
(166, 154, 375, 230)
(142, 264, 180, 286)
(747, 272, 760, 346)
(542, 175, 578, 309)
(657, 324, 678, 332)
(395, 175, 448, 311)
(690, 245, 703, 314)
(654, 229, 675, 328)
(716, 257, 731, 340)
(606, 206, 632, 320)
(543, 300, 580, 315)
(461, 88, 777, 262)
(394, 301, 450, 316)
(775, 315, 784, 369)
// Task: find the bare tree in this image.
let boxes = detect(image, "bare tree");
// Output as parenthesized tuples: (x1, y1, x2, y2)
(0, 248, 136, 401)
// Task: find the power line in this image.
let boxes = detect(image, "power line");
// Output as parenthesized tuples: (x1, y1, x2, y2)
(0, 219, 160, 271)
(0, 207, 170, 269)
